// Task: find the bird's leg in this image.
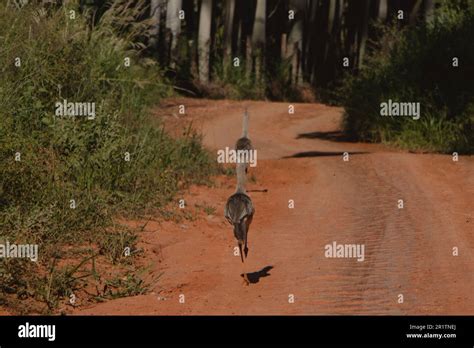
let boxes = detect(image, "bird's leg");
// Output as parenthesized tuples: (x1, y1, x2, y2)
(242, 259, 249, 286)
(239, 242, 249, 286)
(244, 217, 252, 258)
(244, 228, 249, 258)
(238, 242, 244, 263)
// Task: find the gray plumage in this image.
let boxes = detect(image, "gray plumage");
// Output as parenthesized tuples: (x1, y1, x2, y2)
(225, 192, 254, 261)
(224, 162, 254, 266)
(235, 108, 253, 172)
(225, 109, 256, 284)
(236, 136, 253, 152)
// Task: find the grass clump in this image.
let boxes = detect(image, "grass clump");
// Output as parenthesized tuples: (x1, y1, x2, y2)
(341, 1, 473, 153)
(208, 56, 310, 102)
(0, 1, 215, 313)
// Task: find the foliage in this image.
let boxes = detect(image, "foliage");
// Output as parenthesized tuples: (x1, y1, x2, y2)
(341, 1, 474, 153)
(0, 0, 215, 313)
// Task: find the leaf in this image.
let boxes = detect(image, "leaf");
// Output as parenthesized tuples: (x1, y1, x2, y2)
(41, 117, 51, 125)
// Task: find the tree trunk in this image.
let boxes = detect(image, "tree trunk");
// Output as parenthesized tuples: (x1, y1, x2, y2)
(323, 0, 336, 66)
(246, 36, 253, 79)
(149, 0, 164, 53)
(377, 0, 388, 22)
(327, 0, 336, 34)
(223, 0, 236, 68)
(198, 0, 213, 83)
(288, 0, 305, 85)
(252, 0, 266, 81)
(281, 33, 287, 57)
(357, 0, 371, 69)
(304, 0, 319, 82)
(166, 0, 183, 68)
(252, 0, 266, 45)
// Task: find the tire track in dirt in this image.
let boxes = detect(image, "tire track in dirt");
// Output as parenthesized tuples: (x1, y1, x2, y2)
(77, 99, 473, 315)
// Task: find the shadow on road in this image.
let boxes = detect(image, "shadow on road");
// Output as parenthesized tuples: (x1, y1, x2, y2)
(297, 130, 357, 142)
(283, 151, 368, 159)
(244, 265, 274, 284)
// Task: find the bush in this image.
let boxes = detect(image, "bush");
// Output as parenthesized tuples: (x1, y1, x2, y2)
(341, 1, 474, 153)
(0, 1, 215, 313)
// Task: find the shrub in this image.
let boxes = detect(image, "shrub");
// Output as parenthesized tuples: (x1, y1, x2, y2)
(341, 1, 474, 153)
(0, 1, 215, 313)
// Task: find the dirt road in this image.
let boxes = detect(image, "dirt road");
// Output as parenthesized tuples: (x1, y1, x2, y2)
(79, 99, 473, 315)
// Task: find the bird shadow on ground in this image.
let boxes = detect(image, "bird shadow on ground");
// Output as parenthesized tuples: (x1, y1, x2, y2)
(282, 151, 368, 159)
(243, 265, 274, 284)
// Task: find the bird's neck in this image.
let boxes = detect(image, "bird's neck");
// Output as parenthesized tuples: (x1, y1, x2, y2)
(235, 163, 246, 193)
(241, 111, 249, 138)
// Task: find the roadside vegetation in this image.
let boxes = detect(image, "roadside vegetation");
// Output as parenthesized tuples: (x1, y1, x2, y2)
(0, 1, 216, 313)
(341, 1, 473, 153)
(1, 0, 472, 314)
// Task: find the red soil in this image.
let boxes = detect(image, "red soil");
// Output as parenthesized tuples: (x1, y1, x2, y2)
(75, 99, 473, 315)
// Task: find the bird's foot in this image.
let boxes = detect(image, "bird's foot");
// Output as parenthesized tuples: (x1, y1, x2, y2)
(241, 273, 250, 286)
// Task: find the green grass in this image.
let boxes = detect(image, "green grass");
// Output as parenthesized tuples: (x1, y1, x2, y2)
(341, 1, 474, 153)
(207, 55, 309, 101)
(195, 203, 216, 216)
(0, 1, 216, 313)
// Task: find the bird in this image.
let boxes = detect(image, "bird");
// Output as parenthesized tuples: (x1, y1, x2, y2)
(235, 108, 253, 173)
(224, 162, 255, 285)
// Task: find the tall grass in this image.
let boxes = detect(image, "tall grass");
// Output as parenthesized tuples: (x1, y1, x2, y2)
(208, 55, 310, 101)
(341, 1, 473, 153)
(0, 1, 215, 313)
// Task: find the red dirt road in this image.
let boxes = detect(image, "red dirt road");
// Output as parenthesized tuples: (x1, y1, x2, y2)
(78, 99, 473, 315)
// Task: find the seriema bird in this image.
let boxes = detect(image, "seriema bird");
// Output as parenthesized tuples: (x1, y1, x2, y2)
(224, 162, 255, 285)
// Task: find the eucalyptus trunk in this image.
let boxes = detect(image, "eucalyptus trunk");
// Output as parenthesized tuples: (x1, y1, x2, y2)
(150, 0, 165, 52)
(198, 0, 213, 83)
(357, 0, 371, 69)
(252, 0, 266, 81)
(166, 0, 183, 68)
(223, 0, 236, 69)
(377, 0, 388, 22)
(288, 0, 305, 85)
